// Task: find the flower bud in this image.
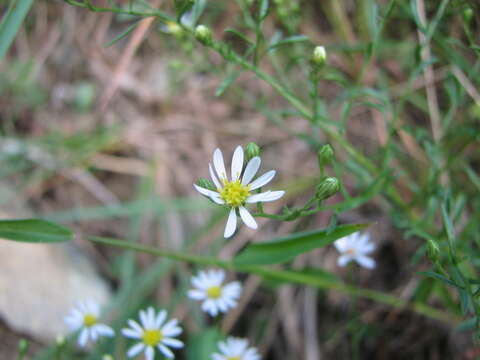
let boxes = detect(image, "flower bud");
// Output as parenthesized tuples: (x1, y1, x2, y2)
(311, 46, 327, 66)
(55, 336, 66, 347)
(194, 25, 213, 46)
(315, 177, 340, 200)
(18, 339, 28, 355)
(197, 177, 216, 191)
(245, 142, 261, 161)
(317, 144, 334, 168)
(426, 238, 440, 263)
(463, 7, 473, 23)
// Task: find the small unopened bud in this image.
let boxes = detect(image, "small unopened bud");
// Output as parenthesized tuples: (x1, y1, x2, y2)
(245, 142, 261, 161)
(197, 177, 216, 191)
(426, 238, 440, 263)
(311, 46, 327, 66)
(317, 144, 334, 168)
(463, 7, 474, 23)
(194, 25, 213, 45)
(315, 177, 340, 200)
(18, 339, 28, 356)
(56, 336, 66, 347)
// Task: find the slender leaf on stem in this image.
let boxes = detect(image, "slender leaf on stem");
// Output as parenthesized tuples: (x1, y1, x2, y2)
(233, 223, 369, 266)
(0, 219, 73, 243)
(0, 0, 34, 60)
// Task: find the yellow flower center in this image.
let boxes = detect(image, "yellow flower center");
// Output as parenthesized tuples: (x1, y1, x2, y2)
(227, 357, 241, 360)
(219, 180, 250, 207)
(142, 329, 163, 346)
(206, 285, 222, 299)
(83, 314, 97, 327)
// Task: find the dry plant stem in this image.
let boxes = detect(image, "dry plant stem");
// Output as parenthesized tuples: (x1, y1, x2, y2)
(87, 235, 460, 324)
(451, 65, 480, 105)
(99, 5, 159, 110)
(416, 0, 442, 143)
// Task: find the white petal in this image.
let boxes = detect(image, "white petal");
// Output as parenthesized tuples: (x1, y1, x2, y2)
(242, 157, 261, 185)
(210, 193, 226, 205)
(78, 328, 89, 347)
(337, 255, 352, 267)
(162, 319, 182, 337)
(127, 343, 145, 358)
(94, 324, 115, 337)
(139, 310, 149, 328)
(333, 237, 348, 252)
(122, 328, 141, 339)
(355, 255, 376, 269)
(249, 170, 276, 190)
(162, 338, 184, 348)
(224, 208, 237, 238)
(213, 148, 228, 182)
(246, 191, 284, 203)
(159, 344, 175, 359)
(155, 310, 167, 328)
(127, 320, 143, 334)
(145, 346, 154, 360)
(188, 289, 206, 300)
(209, 163, 221, 189)
(231, 145, 244, 181)
(239, 206, 257, 229)
(193, 184, 219, 198)
(360, 242, 376, 254)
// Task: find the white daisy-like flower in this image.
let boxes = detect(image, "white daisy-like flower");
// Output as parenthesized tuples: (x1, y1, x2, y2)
(122, 307, 183, 360)
(211, 337, 261, 360)
(194, 145, 285, 238)
(64, 300, 115, 347)
(334, 232, 376, 269)
(187, 269, 242, 317)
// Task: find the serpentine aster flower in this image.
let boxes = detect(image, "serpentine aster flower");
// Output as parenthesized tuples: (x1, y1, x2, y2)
(122, 307, 183, 359)
(64, 300, 114, 347)
(194, 145, 285, 238)
(212, 337, 261, 360)
(188, 269, 241, 316)
(334, 232, 376, 269)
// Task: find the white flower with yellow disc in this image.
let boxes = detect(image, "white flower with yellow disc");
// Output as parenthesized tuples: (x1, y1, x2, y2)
(194, 145, 285, 238)
(188, 269, 241, 317)
(211, 337, 261, 360)
(122, 307, 183, 360)
(64, 300, 115, 347)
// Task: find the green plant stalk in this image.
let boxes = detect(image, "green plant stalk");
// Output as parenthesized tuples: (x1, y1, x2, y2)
(0, 0, 34, 60)
(88, 235, 459, 324)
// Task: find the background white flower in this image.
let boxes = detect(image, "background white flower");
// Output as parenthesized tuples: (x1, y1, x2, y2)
(194, 145, 285, 238)
(188, 269, 241, 317)
(212, 337, 261, 360)
(64, 300, 114, 347)
(334, 232, 376, 269)
(122, 307, 183, 360)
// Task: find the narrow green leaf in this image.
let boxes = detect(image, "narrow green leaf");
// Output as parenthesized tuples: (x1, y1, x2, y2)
(215, 70, 241, 97)
(267, 35, 309, 52)
(224, 28, 254, 45)
(104, 21, 141, 47)
(186, 328, 221, 360)
(0, 219, 73, 243)
(417, 271, 459, 288)
(258, 0, 270, 21)
(0, 0, 34, 60)
(234, 223, 369, 266)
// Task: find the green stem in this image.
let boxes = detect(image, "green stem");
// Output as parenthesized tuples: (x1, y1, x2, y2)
(87, 235, 459, 324)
